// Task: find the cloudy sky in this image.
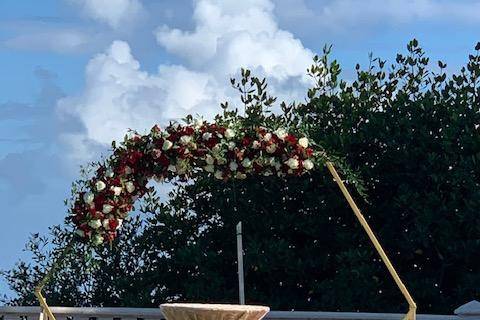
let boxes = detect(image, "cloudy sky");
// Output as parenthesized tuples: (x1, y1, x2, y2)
(1, 0, 480, 296)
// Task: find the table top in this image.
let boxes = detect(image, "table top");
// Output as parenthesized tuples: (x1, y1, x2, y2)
(161, 303, 270, 320)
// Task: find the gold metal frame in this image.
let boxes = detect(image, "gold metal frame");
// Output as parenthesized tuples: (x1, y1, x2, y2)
(35, 162, 416, 320)
(326, 162, 416, 320)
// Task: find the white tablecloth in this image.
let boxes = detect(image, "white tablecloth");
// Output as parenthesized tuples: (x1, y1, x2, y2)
(161, 303, 270, 320)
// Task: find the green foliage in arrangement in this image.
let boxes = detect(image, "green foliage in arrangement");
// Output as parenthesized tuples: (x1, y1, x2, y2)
(2, 40, 480, 314)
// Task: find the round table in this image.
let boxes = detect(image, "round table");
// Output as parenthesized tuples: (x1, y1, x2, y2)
(160, 303, 270, 320)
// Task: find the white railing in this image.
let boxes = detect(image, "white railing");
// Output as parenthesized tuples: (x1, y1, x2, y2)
(0, 301, 478, 320)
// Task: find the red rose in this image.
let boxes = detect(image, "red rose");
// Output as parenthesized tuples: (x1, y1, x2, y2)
(285, 134, 297, 145)
(108, 219, 119, 230)
(158, 154, 170, 167)
(242, 136, 251, 147)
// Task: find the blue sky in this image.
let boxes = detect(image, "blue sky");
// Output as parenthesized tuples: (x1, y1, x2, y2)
(1, 0, 480, 297)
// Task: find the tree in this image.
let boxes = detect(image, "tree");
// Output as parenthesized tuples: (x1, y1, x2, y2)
(3, 40, 480, 314)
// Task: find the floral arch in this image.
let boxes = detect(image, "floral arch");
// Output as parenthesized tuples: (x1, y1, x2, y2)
(35, 118, 416, 320)
(69, 121, 317, 246)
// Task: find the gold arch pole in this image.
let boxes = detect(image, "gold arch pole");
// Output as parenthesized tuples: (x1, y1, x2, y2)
(34, 239, 74, 320)
(326, 162, 417, 320)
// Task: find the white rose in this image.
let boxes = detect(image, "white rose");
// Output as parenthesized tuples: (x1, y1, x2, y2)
(228, 142, 236, 150)
(167, 164, 177, 172)
(285, 158, 299, 169)
(95, 180, 106, 192)
(214, 170, 223, 180)
(102, 204, 113, 214)
(236, 172, 247, 179)
(252, 141, 261, 149)
(205, 154, 215, 165)
(105, 169, 114, 178)
(263, 133, 272, 141)
(225, 128, 235, 139)
(299, 137, 309, 148)
(83, 192, 94, 204)
(88, 219, 102, 229)
(194, 118, 204, 128)
(124, 166, 132, 175)
(162, 140, 173, 150)
(303, 159, 314, 170)
(242, 158, 252, 168)
(229, 162, 238, 171)
(180, 135, 192, 145)
(92, 234, 104, 245)
(212, 144, 221, 153)
(111, 186, 122, 196)
(202, 132, 212, 140)
(274, 128, 287, 140)
(204, 164, 215, 173)
(125, 181, 135, 193)
(266, 144, 277, 154)
(102, 219, 110, 230)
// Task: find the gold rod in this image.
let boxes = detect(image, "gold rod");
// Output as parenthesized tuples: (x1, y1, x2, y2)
(34, 288, 56, 320)
(34, 238, 75, 320)
(326, 162, 416, 320)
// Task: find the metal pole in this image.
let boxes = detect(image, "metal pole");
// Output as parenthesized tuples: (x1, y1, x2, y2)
(236, 221, 245, 305)
(326, 162, 416, 320)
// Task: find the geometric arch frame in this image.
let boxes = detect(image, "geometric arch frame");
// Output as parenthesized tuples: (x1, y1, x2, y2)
(34, 122, 416, 320)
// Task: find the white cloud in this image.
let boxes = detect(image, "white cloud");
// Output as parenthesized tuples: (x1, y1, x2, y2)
(58, 40, 224, 148)
(71, 0, 145, 29)
(60, 0, 314, 161)
(274, 0, 480, 34)
(3, 29, 90, 53)
(156, 0, 312, 81)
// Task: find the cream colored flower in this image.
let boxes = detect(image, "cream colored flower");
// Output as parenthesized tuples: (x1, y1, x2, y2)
(111, 186, 122, 196)
(303, 159, 314, 170)
(180, 135, 192, 145)
(83, 192, 94, 204)
(214, 170, 223, 179)
(266, 144, 277, 154)
(93, 234, 104, 245)
(95, 180, 106, 192)
(225, 128, 235, 139)
(274, 128, 287, 140)
(162, 140, 173, 150)
(242, 158, 252, 168)
(125, 181, 135, 193)
(102, 204, 114, 214)
(299, 137, 309, 148)
(229, 162, 238, 171)
(88, 219, 102, 229)
(285, 158, 299, 169)
(205, 154, 215, 165)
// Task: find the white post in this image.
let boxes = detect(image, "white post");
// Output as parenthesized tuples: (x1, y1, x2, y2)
(236, 221, 245, 305)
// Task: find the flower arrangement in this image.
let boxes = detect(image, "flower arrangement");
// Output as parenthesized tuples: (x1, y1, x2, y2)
(70, 119, 317, 246)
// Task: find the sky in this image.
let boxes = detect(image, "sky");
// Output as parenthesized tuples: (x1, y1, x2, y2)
(1, 0, 480, 297)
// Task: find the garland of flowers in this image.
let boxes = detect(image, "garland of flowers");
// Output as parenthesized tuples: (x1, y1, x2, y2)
(69, 119, 318, 246)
